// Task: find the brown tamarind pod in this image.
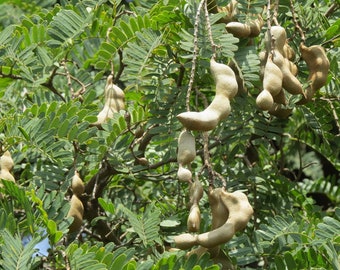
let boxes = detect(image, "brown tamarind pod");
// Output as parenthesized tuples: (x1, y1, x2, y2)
(298, 43, 330, 104)
(189, 179, 203, 206)
(177, 130, 196, 166)
(272, 50, 304, 96)
(263, 56, 283, 97)
(265, 26, 287, 54)
(210, 59, 239, 99)
(0, 151, 15, 183)
(177, 59, 237, 131)
(173, 233, 198, 250)
(187, 203, 201, 232)
(67, 194, 84, 233)
(283, 42, 296, 61)
(216, 0, 238, 24)
(0, 151, 14, 171)
(177, 95, 231, 131)
(93, 75, 125, 126)
(219, 190, 253, 231)
(272, 89, 287, 105)
(71, 171, 85, 197)
(248, 16, 264, 38)
(208, 188, 229, 229)
(177, 165, 192, 182)
(226, 22, 251, 38)
(256, 89, 274, 111)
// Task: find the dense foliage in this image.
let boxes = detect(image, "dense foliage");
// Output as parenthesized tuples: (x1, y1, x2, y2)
(0, 0, 339, 269)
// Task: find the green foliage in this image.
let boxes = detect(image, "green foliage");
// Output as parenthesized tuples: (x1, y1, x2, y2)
(0, 0, 339, 269)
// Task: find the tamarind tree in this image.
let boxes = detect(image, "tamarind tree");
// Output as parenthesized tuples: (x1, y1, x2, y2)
(0, 0, 339, 269)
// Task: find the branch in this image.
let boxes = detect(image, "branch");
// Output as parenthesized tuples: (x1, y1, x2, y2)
(186, 0, 206, 112)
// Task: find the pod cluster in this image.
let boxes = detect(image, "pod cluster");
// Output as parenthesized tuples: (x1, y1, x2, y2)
(174, 58, 253, 257)
(174, 188, 253, 257)
(93, 75, 125, 126)
(67, 171, 85, 233)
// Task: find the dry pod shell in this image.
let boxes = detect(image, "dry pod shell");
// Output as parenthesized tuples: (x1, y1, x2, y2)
(248, 16, 264, 37)
(93, 75, 125, 126)
(177, 130, 196, 166)
(174, 233, 198, 250)
(0, 151, 15, 183)
(67, 195, 84, 233)
(263, 56, 283, 97)
(256, 89, 274, 111)
(226, 22, 251, 38)
(177, 165, 192, 182)
(272, 50, 304, 96)
(177, 59, 237, 131)
(0, 151, 14, 171)
(71, 171, 85, 197)
(187, 204, 201, 232)
(298, 43, 330, 103)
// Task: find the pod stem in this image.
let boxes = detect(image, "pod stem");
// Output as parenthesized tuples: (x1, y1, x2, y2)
(202, 132, 214, 188)
(186, 0, 206, 112)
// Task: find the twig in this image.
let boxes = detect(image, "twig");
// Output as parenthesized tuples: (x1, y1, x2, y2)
(202, 131, 214, 188)
(272, 0, 279, 26)
(289, 0, 305, 42)
(204, 0, 217, 59)
(186, 0, 206, 112)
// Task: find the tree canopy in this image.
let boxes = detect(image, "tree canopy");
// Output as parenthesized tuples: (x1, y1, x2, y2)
(0, 0, 339, 269)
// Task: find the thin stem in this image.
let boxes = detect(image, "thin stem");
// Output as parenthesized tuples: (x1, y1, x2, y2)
(186, 0, 206, 112)
(272, 0, 279, 26)
(202, 131, 214, 188)
(289, 0, 305, 42)
(204, 0, 217, 59)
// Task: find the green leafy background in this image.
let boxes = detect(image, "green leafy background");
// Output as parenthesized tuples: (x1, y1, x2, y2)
(0, 0, 339, 269)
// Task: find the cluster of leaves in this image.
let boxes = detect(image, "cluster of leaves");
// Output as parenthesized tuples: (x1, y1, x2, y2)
(0, 0, 339, 269)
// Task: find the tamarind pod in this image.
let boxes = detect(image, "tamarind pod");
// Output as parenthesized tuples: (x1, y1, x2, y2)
(0, 151, 14, 171)
(210, 59, 238, 99)
(263, 57, 283, 97)
(283, 42, 296, 61)
(0, 169, 15, 182)
(256, 89, 274, 111)
(177, 95, 231, 131)
(71, 171, 85, 197)
(197, 222, 235, 248)
(226, 22, 251, 38)
(187, 204, 201, 232)
(288, 60, 298, 76)
(272, 50, 304, 96)
(177, 165, 192, 182)
(268, 103, 292, 118)
(208, 188, 229, 229)
(272, 89, 287, 105)
(248, 16, 264, 38)
(265, 26, 287, 54)
(173, 233, 198, 250)
(299, 43, 330, 103)
(189, 179, 203, 205)
(220, 190, 253, 232)
(216, 0, 238, 24)
(67, 195, 84, 233)
(177, 130, 196, 166)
